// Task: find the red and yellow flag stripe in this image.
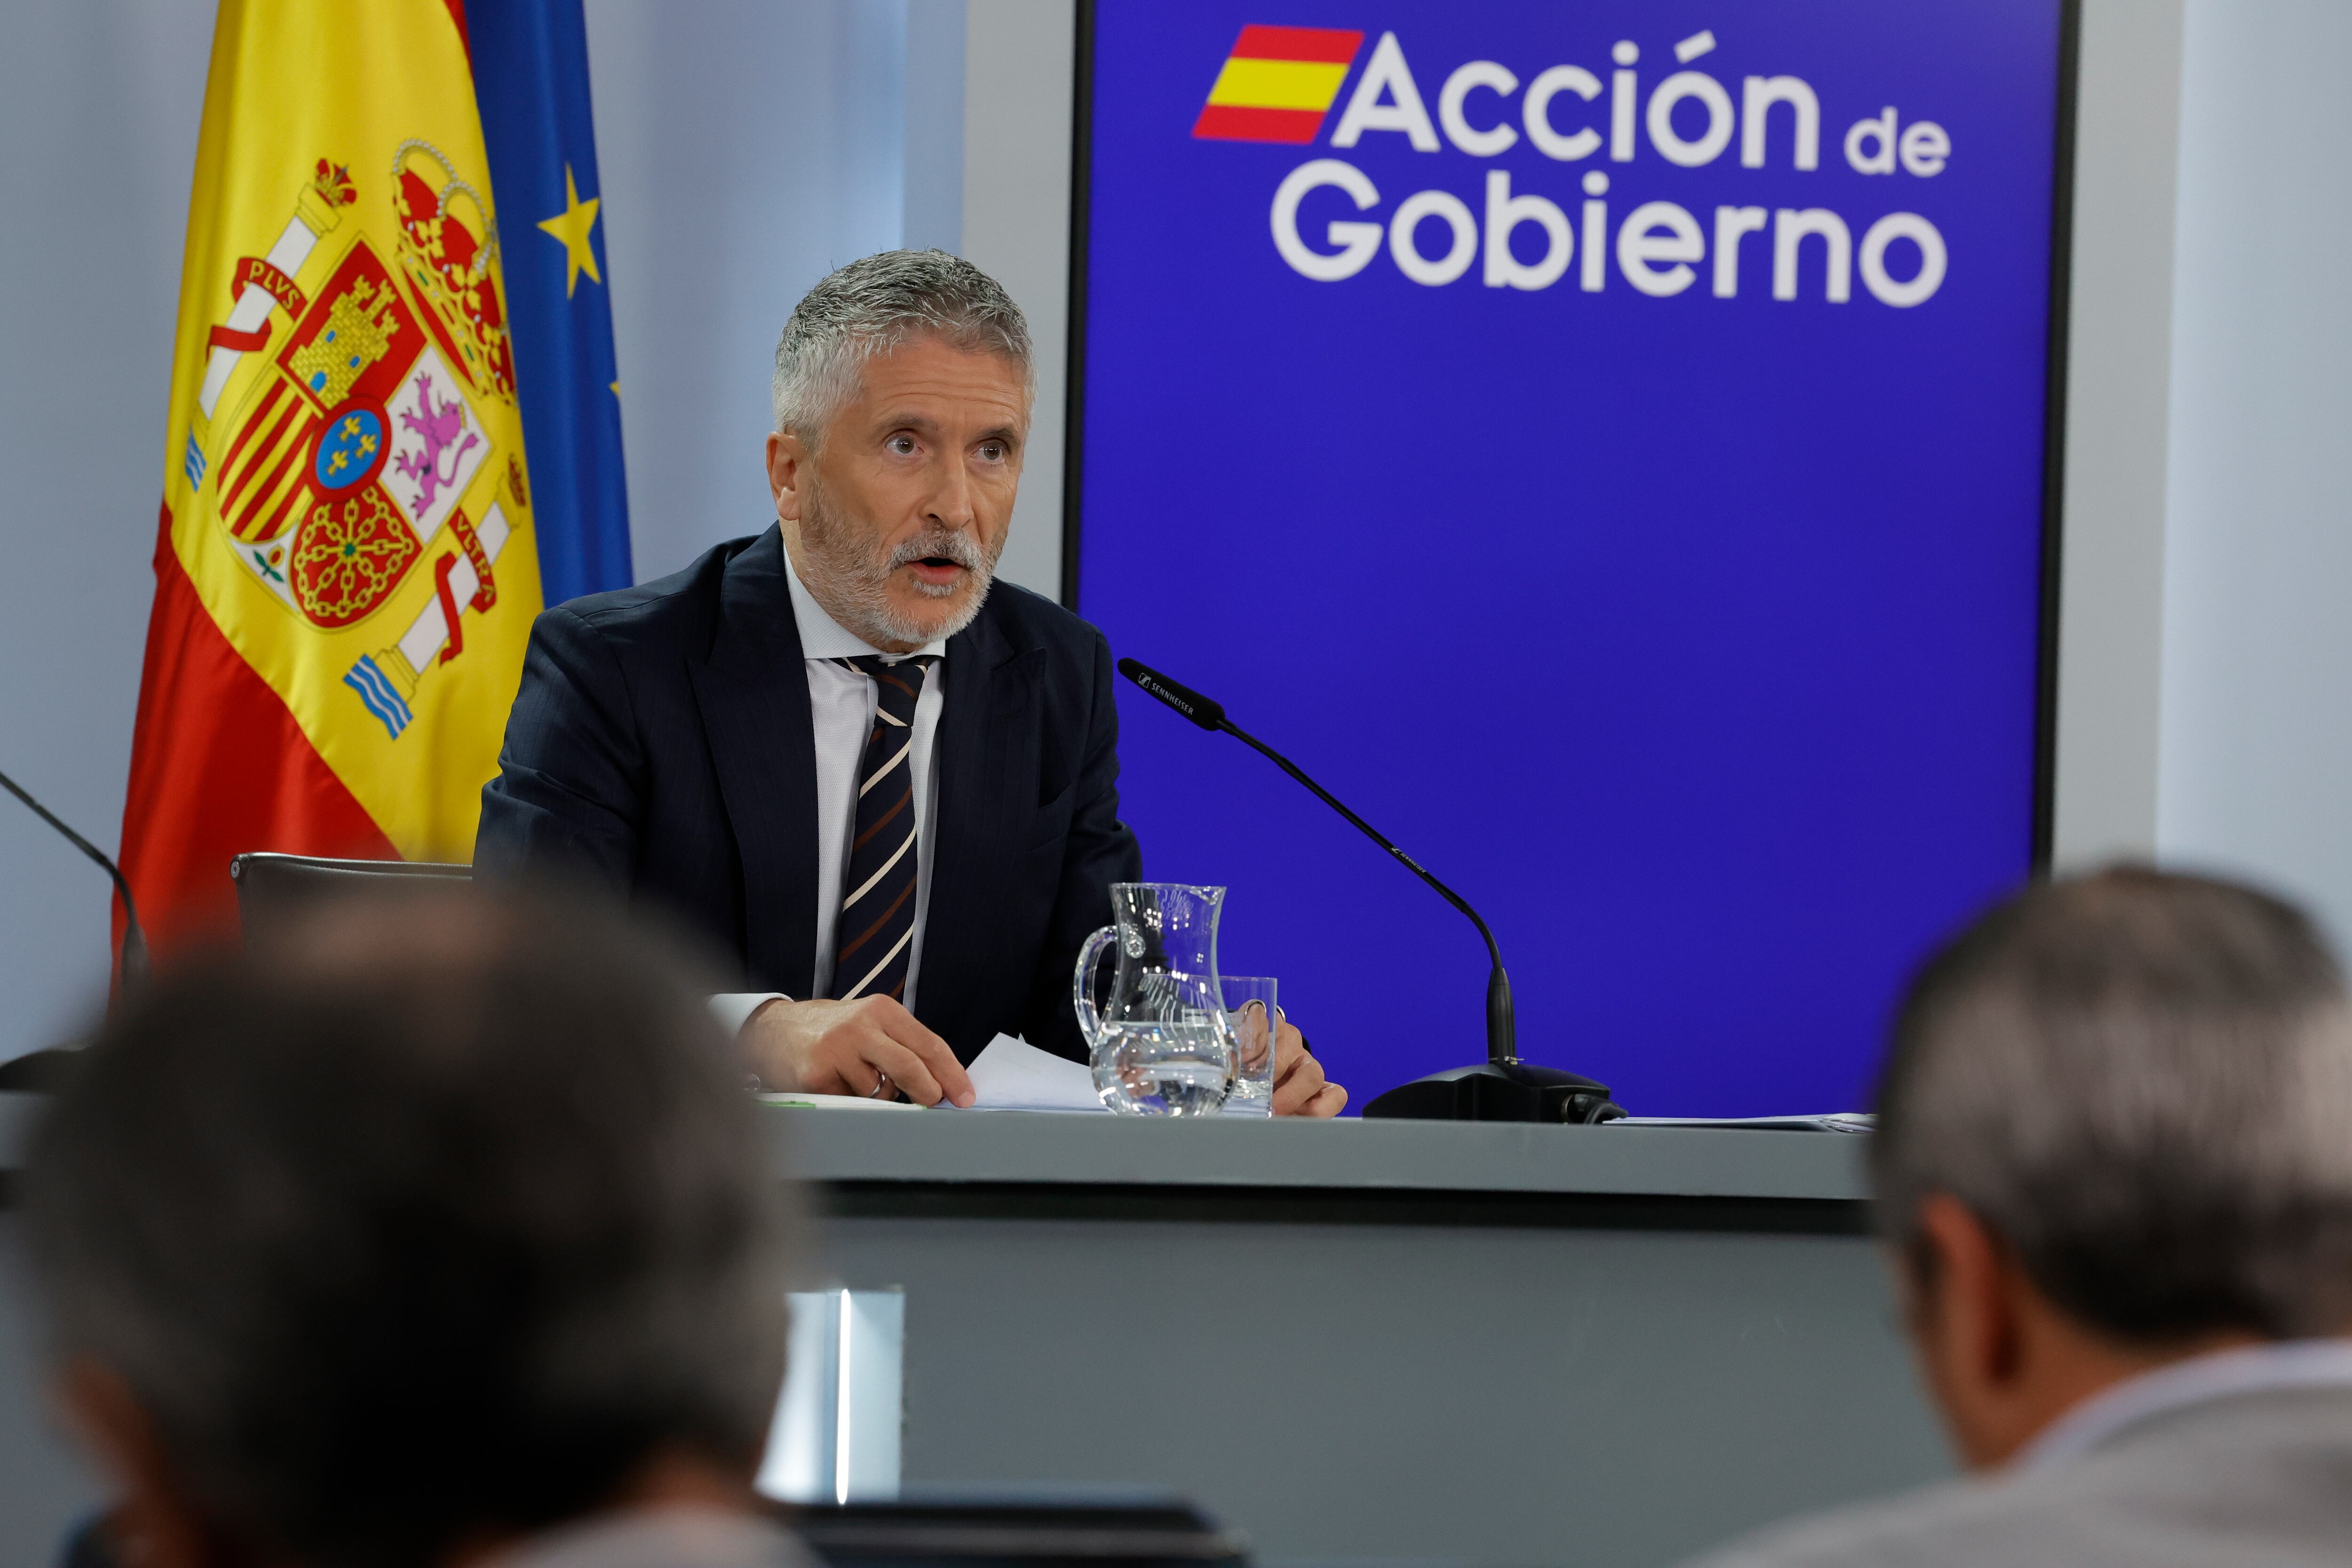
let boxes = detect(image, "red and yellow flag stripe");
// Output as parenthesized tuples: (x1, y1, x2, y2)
(1192, 24, 1365, 145)
(120, 0, 541, 960)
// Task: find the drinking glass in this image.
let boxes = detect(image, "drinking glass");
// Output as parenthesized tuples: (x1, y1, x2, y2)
(1220, 975, 1279, 1116)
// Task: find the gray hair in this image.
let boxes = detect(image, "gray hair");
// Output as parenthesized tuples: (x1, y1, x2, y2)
(1874, 866, 2352, 1342)
(23, 890, 795, 1568)
(772, 248, 1033, 443)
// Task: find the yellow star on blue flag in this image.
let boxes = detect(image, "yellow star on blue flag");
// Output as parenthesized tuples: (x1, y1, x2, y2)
(535, 164, 602, 297)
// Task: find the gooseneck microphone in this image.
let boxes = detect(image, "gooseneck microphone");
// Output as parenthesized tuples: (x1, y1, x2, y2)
(1, 766, 148, 993)
(1119, 657, 1519, 1062)
(1116, 658, 1621, 1122)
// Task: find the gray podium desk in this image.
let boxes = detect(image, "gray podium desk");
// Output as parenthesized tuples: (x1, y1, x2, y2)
(784, 1110, 1951, 1568)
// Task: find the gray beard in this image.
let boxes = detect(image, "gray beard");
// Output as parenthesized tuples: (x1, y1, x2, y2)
(795, 475, 1001, 649)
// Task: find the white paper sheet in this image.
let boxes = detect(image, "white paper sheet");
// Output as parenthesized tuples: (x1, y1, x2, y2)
(1610, 1113, 1875, 1133)
(965, 1034, 1109, 1113)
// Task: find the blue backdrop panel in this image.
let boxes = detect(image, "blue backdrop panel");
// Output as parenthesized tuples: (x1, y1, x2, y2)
(1074, 1, 2066, 1115)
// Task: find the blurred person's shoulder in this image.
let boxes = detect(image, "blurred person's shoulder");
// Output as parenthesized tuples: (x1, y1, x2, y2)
(1682, 1386, 2352, 1568)
(486, 1507, 813, 1568)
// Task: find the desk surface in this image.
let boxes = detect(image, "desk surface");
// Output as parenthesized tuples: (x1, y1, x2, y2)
(775, 1106, 1873, 1204)
(8, 1091, 1873, 1204)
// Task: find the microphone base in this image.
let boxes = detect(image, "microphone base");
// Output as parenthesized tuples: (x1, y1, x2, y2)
(1362, 1061, 1625, 1124)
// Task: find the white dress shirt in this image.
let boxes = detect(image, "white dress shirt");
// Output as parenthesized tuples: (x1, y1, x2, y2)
(710, 545, 945, 1034)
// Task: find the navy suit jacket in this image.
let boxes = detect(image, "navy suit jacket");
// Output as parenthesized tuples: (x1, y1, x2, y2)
(475, 525, 1142, 1064)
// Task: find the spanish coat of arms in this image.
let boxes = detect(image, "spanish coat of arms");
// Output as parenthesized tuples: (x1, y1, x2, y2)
(198, 143, 525, 738)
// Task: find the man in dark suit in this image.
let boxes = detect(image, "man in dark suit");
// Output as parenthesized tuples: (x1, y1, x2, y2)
(477, 251, 1343, 1115)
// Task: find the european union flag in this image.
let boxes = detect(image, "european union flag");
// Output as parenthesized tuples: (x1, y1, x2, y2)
(469, 0, 633, 605)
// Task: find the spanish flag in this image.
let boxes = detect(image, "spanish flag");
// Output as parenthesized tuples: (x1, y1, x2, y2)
(1192, 25, 1366, 144)
(119, 0, 622, 965)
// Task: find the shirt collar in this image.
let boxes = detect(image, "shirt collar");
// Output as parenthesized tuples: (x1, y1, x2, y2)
(2014, 1337, 2352, 1472)
(780, 536, 947, 664)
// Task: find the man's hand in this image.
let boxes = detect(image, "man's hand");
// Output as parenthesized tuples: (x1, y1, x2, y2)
(1271, 1019, 1346, 1117)
(742, 996, 975, 1107)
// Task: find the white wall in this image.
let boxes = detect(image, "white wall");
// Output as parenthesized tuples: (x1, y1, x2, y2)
(588, 0, 941, 582)
(961, 0, 1076, 602)
(0, 0, 213, 1064)
(2155, 0, 2352, 939)
(0, 1, 209, 1534)
(2048, 0, 2185, 868)
(906, 0, 970, 255)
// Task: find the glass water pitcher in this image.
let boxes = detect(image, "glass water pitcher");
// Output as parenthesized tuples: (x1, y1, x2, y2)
(1073, 882, 1235, 1115)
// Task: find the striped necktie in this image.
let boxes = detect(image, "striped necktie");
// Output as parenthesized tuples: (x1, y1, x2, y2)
(826, 654, 936, 1002)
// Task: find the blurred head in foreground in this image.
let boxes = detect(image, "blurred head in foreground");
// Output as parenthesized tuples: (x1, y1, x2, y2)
(1875, 865, 2352, 1466)
(24, 890, 796, 1568)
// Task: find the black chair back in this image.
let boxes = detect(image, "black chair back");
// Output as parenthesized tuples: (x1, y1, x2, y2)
(229, 852, 473, 939)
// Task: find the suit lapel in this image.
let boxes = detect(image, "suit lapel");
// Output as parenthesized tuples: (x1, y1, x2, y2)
(921, 601, 1029, 1043)
(686, 527, 819, 997)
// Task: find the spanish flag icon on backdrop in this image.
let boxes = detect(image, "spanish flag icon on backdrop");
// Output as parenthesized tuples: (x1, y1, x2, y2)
(117, 0, 631, 970)
(1193, 24, 1367, 143)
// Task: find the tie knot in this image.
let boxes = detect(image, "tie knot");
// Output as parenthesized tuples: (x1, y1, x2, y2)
(839, 655, 934, 723)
